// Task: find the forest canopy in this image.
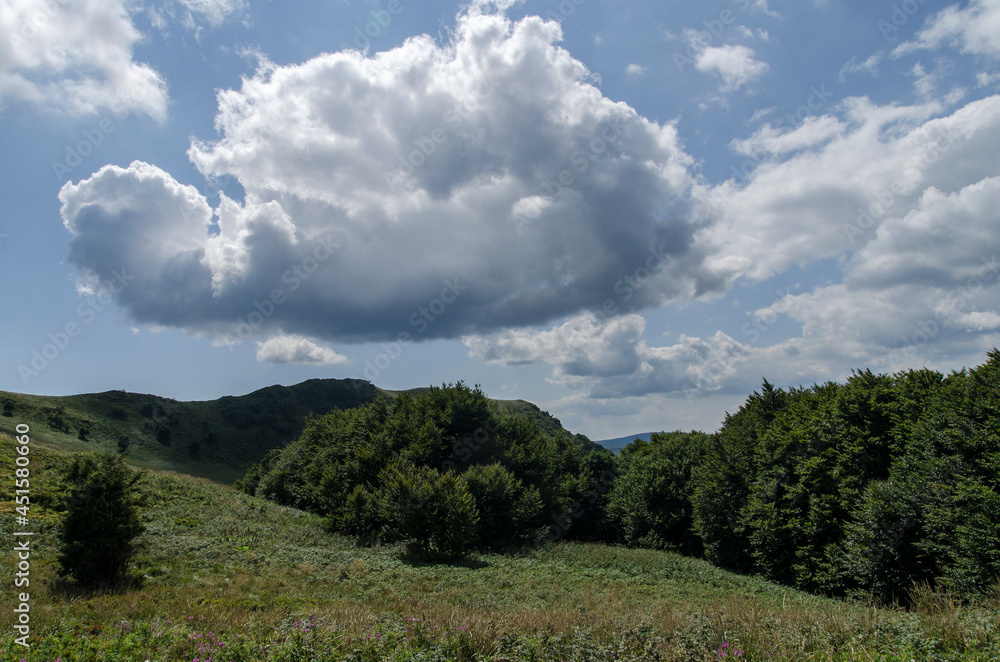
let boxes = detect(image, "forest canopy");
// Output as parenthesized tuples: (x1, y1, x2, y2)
(241, 350, 1000, 602)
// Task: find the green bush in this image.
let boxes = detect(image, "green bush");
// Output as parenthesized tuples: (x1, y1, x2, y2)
(58, 453, 146, 587)
(48, 406, 72, 434)
(377, 463, 479, 561)
(460, 463, 543, 549)
(607, 431, 709, 555)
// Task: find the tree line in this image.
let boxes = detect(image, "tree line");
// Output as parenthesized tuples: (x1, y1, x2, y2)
(238, 350, 999, 603)
(67, 351, 996, 602)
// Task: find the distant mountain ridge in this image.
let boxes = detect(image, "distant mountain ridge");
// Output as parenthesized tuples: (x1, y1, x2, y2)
(0, 379, 599, 483)
(594, 432, 654, 453)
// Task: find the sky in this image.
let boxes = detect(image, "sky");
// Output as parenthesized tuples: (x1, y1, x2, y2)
(2, 0, 999, 441)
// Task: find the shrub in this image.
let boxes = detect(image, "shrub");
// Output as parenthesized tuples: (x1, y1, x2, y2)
(48, 407, 72, 434)
(58, 453, 145, 587)
(460, 463, 543, 549)
(378, 463, 479, 561)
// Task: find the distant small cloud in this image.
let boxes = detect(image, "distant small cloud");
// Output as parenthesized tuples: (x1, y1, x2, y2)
(255, 335, 350, 365)
(626, 63, 647, 77)
(838, 53, 881, 82)
(685, 32, 768, 93)
(977, 71, 1000, 87)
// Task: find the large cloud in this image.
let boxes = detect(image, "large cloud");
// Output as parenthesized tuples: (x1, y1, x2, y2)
(61, 6, 722, 345)
(0, 0, 168, 119)
(701, 94, 1000, 282)
(468, 95, 1000, 399)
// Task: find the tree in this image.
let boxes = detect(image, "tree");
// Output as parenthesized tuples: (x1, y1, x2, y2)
(58, 453, 145, 587)
(607, 431, 710, 555)
(460, 463, 543, 549)
(692, 380, 789, 572)
(377, 463, 479, 562)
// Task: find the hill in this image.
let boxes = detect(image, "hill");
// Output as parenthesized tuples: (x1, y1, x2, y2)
(0, 379, 598, 484)
(5, 440, 996, 661)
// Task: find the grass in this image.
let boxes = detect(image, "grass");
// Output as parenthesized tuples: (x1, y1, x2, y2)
(1, 437, 997, 662)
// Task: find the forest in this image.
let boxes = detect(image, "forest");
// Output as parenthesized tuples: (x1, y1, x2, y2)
(240, 348, 1000, 605)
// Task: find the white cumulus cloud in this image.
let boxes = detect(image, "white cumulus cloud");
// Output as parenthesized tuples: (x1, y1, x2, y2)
(0, 0, 168, 120)
(686, 34, 768, 92)
(255, 335, 350, 365)
(61, 5, 723, 346)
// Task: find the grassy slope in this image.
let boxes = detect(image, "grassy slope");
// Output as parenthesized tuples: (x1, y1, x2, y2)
(2, 439, 997, 662)
(0, 380, 597, 485)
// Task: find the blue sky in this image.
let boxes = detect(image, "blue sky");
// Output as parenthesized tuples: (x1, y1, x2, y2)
(2, 0, 999, 440)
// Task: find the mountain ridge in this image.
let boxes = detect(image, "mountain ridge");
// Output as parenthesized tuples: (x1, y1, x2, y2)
(594, 431, 654, 453)
(0, 378, 599, 483)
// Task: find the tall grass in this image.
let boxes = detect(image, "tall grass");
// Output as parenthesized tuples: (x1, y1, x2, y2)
(1, 439, 997, 661)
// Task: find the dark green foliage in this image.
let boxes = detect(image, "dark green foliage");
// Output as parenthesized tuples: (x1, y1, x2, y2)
(692, 379, 788, 573)
(156, 424, 172, 446)
(2, 399, 13, 417)
(48, 406, 72, 433)
(78, 424, 90, 441)
(58, 453, 145, 587)
(460, 463, 544, 549)
(607, 431, 710, 555)
(689, 350, 1000, 603)
(117, 436, 130, 454)
(243, 382, 609, 555)
(377, 463, 479, 561)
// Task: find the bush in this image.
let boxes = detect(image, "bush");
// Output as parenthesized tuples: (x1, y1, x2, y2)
(334, 485, 384, 544)
(377, 463, 479, 561)
(460, 463, 543, 549)
(48, 407, 72, 434)
(607, 431, 710, 555)
(58, 453, 145, 587)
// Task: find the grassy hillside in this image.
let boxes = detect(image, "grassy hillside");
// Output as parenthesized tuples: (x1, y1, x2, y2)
(3, 439, 997, 661)
(0, 380, 599, 484)
(489, 398, 603, 454)
(0, 378, 380, 483)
